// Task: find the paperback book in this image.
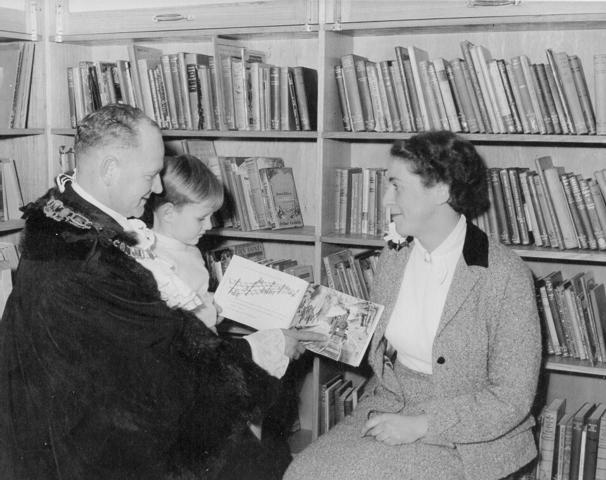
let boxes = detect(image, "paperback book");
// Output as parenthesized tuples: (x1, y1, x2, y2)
(214, 255, 384, 366)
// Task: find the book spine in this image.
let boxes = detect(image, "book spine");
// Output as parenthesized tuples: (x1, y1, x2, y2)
(460, 40, 491, 133)
(589, 178, 606, 250)
(489, 59, 516, 133)
(544, 168, 580, 249)
(393, 48, 415, 131)
(531, 62, 554, 134)
(546, 48, 575, 134)
(571, 175, 600, 249)
(527, 171, 551, 247)
(595, 54, 606, 135)
(334, 65, 352, 131)
(536, 62, 562, 134)
(270, 65, 281, 131)
(519, 169, 541, 246)
(595, 413, 606, 480)
(390, 63, 413, 132)
(379, 61, 402, 131)
(340, 55, 366, 131)
(553, 50, 588, 134)
(366, 62, 386, 132)
(508, 168, 531, 245)
(510, 56, 539, 133)
(569, 54, 596, 134)
(489, 168, 511, 244)
(560, 173, 589, 249)
(544, 60, 570, 134)
(161, 56, 179, 129)
(497, 59, 523, 133)
(444, 59, 470, 132)
(402, 56, 424, 131)
(293, 66, 313, 131)
(499, 168, 521, 244)
(354, 59, 375, 131)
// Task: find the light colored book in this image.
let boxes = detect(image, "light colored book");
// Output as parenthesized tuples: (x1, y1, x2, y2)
(214, 255, 384, 366)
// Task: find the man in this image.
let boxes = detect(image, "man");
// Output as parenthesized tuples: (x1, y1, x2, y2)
(0, 104, 322, 480)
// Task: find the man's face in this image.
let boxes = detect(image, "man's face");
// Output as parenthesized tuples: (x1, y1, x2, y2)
(170, 200, 216, 246)
(109, 123, 164, 218)
(382, 158, 443, 239)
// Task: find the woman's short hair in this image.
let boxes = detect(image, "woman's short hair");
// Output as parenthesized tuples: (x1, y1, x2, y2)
(390, 131, 489, 218)
(74, 104, 158, 157)
(150, 154, 224, 212)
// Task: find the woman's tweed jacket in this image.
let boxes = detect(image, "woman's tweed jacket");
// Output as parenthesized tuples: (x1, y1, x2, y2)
(367, 222, 542, 480)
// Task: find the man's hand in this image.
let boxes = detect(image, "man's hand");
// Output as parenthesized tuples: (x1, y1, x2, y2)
(360, 413, 428, 445)
(282, 329, 328, 360)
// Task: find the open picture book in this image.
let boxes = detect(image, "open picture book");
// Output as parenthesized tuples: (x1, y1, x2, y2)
(214, 255, 384, 367)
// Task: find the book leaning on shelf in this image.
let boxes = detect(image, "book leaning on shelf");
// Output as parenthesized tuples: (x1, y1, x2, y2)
(0, 41, 35, 129)
(214, 255, 384, 367)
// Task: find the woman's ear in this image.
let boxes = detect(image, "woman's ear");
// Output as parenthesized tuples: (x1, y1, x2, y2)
(433, 182, 451, 205)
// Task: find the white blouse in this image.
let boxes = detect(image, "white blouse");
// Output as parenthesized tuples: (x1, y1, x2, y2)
(384, 215, 466, 374)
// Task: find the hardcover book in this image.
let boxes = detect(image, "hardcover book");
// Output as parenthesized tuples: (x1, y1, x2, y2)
(214, 255, 384, 366)
(259, 166, 304, 229)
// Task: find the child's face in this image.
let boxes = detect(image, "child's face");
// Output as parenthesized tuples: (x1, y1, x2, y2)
(170, 200, 216, 246)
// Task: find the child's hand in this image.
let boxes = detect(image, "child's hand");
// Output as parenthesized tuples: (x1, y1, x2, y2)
(282, 329, 329, 360)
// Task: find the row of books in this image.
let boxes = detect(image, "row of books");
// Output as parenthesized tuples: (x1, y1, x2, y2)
(319, 374, 367, 435)
(478, 157, 606, 251)
(532, 398, 606, 480)
(536, 269, 606, 365)
(336, 41, 604, 136)
(323, 249, 380, 302)
(0, 42, 35, 129)
(66, 40, 318, 132)
(203, 240, 313, 294)
(214, 156, 304, 232)
(333, 167, 389, 236)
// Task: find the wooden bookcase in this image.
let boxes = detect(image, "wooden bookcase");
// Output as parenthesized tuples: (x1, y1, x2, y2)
(4, 0, 605, 451)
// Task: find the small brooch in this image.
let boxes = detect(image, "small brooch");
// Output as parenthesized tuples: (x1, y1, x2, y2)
(43, 198, 92, 230)
(112, 239, 156, 260)
(383, 222, 410, 251)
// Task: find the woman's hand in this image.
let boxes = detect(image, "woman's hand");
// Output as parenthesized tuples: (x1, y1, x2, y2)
(360, 413, 428, 445)
(281, 329, 328, 360)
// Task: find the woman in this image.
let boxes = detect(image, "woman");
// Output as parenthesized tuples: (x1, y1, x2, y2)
(285, 130, 541, 480)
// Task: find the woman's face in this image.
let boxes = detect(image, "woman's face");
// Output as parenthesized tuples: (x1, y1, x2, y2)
(382, 158, 444, 239)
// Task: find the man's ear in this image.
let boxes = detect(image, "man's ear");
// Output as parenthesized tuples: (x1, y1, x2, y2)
(99, 155, 119, 186)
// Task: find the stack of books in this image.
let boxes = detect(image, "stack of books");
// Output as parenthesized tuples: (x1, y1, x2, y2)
(66, 40, 317, 132)
(531, 398, 606, 480)
(0, 42, 35, 129)
(212, 156, 304, 232)
(333, 167, 389, 236)
(335, 42, 603, 135)
(535, 269, 606, 366)
(323, 249, 380, 301)
(477, 158, 606, 251)
(319, 374, 367, 435)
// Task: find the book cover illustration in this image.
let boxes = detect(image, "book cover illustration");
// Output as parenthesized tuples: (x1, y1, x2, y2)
(260, 166, 304, 229)
(214, 255, 383, 366)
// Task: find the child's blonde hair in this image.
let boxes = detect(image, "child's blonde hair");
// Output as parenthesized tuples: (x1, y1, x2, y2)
(150, 154, 224, 212)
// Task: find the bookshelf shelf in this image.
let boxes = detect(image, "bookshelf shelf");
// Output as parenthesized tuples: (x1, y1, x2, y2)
(206, 225, 316, 243)
(0, 219, 25, 232)
(545, 356, 606, 377)
(51, 128, 318, 141)
(513, 246, 606, 264)
(0, 129, 45, 137)
(323, 131, 606, 145)
(321, 233, 385, 248)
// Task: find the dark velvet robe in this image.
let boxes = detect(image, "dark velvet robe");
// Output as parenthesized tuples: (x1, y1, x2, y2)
(0, 183, 287, 479)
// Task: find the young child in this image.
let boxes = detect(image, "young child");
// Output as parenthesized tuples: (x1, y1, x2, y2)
(147, 153, 224, 333)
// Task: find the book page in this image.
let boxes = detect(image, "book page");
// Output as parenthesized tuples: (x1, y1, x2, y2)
(214, 255, 308, 330)
(290, 284, 384, 367)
